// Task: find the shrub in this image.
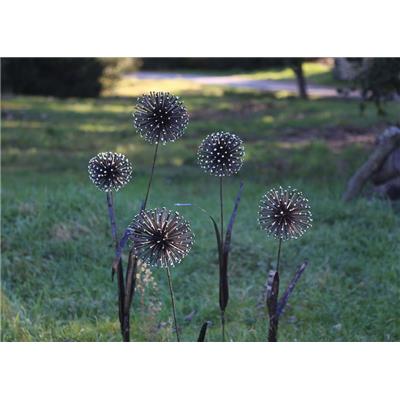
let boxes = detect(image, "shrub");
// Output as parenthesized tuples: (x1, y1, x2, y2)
(1, 58, 104, 98)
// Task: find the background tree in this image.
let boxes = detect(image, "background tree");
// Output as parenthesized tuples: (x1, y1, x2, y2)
(140, 58, 316, 99)
(335, 58, 400, 115)
(283, 58, 310, 99)
(356, 58, 400, 115)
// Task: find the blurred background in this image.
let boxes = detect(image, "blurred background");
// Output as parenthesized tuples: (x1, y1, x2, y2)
(1, 57, 400, 342)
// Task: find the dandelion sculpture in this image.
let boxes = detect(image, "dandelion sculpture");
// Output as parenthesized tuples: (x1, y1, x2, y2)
(129, 208, 194, 341)
(198, 132, 245, 341)
(88, 152, 133, 341)
(259, 187, 312, 243)
(133, 92, 189, 209)
(258, 186, 313, 341)
(88, 152, 133, 192)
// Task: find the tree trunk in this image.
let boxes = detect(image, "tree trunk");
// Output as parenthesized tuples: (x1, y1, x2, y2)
(292, 62, 308, 99)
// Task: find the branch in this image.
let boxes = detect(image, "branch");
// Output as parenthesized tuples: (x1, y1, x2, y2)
(343, 126, 400, 202)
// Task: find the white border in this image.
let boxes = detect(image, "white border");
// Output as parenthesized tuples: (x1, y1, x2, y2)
(1, 1, 399, 398)
(0, 0, 399, 56)
(0, 343, 399, 399)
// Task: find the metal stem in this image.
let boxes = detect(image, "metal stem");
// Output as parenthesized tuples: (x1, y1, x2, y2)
(166, 266, 180, 342)
(276, 238, 282, 273)
(142, 141, 159, 210)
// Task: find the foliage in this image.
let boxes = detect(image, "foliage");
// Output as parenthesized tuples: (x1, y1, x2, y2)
(1, 58, 104, 98)
(344, 58, 400, 115)
(1, 58, 141, 98)
(100, 58, 142, 91)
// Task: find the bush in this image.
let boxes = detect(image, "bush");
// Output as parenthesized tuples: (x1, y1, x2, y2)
(99, 58, 142, 91)
(2, 58, 104, 98)
(337, 58, 400, 115)
(356, 58, 400, 115)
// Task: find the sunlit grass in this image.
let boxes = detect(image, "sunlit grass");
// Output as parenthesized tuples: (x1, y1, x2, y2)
(234, 61, 335, 85)
(103, 77, 226, 98)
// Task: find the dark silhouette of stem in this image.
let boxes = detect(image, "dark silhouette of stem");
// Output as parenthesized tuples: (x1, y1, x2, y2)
(276, 238, 282, 273)
(221, 310, 226, 342)
(119, 140, 160, 341)
(106, 192, 126, 341)
(267, 238, 282, 342)
(220, 177, 224, 242)
(142, 141, 159, 210)
(106, 192, 118, 246)
(123, 250, 138, 342)
(267, 271, 280, 342)
(166, 266, 180, 342)
(219, 177, 225, 341)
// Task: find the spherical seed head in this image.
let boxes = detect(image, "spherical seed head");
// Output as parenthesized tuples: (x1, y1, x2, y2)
(88, 152, 133, 192)
(128, 208, 194, 268)
(133, 92, 189, 144)
(258, 186, 313, 240)
(198, 131, 245, 177)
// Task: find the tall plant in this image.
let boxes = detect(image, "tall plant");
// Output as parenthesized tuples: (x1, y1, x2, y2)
(128, 208, 194, 341)
(197, 132, 245, 341)
(258, 186, 313, 341)
(88, 92, 189, 342)
(88, 152, 133, 341)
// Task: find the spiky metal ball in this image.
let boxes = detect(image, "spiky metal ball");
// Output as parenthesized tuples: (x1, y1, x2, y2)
(88, 152, 133, 192)
(258, 186, 312, 240)
(133, 92, 189, 144)
(198, 131, 245, 177)
(128, 208, 194, 268)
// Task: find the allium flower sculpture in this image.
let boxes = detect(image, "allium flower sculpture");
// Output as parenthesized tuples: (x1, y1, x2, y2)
(258, 186, 313, 341)
(93, 92, 190, 342)
(88, 152, 133, 192)
(259, 187, 313, 243)
(197, 131, 245, 341)
(133, 92, 189, 145)
(198, 131, 244, 177)
(129, 208, 194, 341)
(88, 151, 134, 341)
(133, 92, 189, 209)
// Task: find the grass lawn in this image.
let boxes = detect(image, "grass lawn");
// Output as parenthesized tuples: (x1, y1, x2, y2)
(1, 81, 400, 341)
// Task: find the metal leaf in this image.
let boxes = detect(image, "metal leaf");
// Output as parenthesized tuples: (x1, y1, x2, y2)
(197, 321, 210, 342)
(220, 181, 244, 312)
(276, 260, 309, 318)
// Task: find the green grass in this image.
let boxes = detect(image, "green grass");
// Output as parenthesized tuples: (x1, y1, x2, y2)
(2, 83, 400, 341)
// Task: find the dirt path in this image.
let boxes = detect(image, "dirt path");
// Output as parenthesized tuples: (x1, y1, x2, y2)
(128, 71, 345, 98)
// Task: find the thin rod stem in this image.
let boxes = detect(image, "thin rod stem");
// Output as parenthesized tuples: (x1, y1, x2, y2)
(221, 310, 226, 342)
(166, 267, 180, 342)
(106, 192, 126, 340)
(142, 141, 160, 210)
(106, 192, 118, 250)
(219, 177, 225, 342)
(276, 238, 282, 273)
(219, 177, 224, 244)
